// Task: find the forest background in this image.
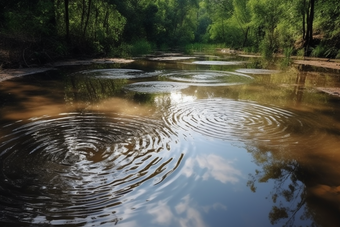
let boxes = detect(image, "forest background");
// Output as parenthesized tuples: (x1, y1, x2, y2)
(0, 0, 339, 68)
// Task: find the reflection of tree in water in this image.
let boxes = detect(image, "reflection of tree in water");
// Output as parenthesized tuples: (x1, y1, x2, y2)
(246, 143, 340, 227)
(291, 72, 306, 105)
(63, 75, 158, 110)
(64, 75, 128, 104)
(246, 145, 307, 226)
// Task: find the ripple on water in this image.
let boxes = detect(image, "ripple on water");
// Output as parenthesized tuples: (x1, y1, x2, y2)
(78, 68, 161, 79)
(0, 112, 180, 225)
(191, 61, 245, 65)
(124, 70, 253, 93)
(125, 81, 190, 93)
(163, 70, 253, 85)
(163, 98, 326, 146)
(235, 68, 281, 74)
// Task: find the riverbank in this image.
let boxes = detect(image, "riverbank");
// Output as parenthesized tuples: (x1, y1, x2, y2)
(0, 58, 134, 82)
(294, 58, 340, 70)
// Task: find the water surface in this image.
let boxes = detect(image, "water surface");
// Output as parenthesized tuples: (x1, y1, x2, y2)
(0, 56, 340, 226)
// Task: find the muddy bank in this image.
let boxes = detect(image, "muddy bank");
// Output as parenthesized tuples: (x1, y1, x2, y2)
(294, 59, 340, 70)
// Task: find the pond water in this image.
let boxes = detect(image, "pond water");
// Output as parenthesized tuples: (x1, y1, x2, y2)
(1, 54, 340, 226)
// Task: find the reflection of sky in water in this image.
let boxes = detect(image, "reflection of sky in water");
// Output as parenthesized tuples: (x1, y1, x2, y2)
(170, 92, 197, 104)
(182, 154, 242, 184)
(140, 137, 311, 227)
(140, 91, 313, 227)
(124, 138, 280, 227)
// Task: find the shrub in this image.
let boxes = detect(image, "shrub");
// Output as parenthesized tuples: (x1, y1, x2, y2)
(131, 40, 152, 56)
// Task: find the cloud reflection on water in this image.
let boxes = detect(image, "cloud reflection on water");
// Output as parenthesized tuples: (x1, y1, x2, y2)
(146, 153, 239, 227)
(148, 195, 208, 227)
(182, 154, 242, 184)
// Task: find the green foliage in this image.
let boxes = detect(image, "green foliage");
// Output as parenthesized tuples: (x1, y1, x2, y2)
(56, 0, 126, 55)
(130, 40, 153, 56)
(311, 45, 326, 57)
(2, 0, 340, 64)
(280, 47, 293, 68)
(3, 1, 56, 36)
(324, 47, 339, 59)
(260, 38, 274, 60)
(296, 49, 305, 59)
(153, 0, 199, 47)
(111, 43, 132, 58)
(184, 43, 226, 54)
(109, 40, 153, 57)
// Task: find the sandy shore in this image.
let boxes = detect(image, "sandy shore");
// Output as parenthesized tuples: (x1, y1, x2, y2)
(294, 59, 340, 70)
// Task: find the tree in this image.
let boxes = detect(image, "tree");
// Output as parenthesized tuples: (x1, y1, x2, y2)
(153, 0, 199, 46)
(64, 0, 70, 41)
(204, 0, 234, 44)
(232, 0, 251, 47)
(249, 0, 284, 57)
(304, 0, 315, 54)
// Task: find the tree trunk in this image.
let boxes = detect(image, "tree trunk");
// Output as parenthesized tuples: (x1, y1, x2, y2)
(304, 0, 315, 55)
(104, 7, 110, 34)
(308, 0, 315, 44)
(94, 7, 99, 40)
(242, 26, 249, 47)
(81, 0, 86, 31)
(64, 0, 70, 41)
(302, 0, 306, 40)
(83, 0, 93, 37)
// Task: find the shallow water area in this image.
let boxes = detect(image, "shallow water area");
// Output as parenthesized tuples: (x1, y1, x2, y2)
(0, 55, 340, 226)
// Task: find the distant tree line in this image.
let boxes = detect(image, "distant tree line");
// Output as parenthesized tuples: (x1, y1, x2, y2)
(0, 0, 339, 67)
(204, 0, 340, 58)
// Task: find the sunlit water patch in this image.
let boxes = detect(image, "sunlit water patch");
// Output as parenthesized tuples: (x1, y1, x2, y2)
(235, 68, 281, 74)
(163, 98, 326, 146)
(78, 68, 161, 79)
(0, 112, 181, 225)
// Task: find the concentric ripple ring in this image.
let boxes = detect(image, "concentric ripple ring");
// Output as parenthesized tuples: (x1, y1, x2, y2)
(162, 98, 326, 146)
(162, 70, 253, 85)
(0, 112, 180, 225)
(78, 68, 161, 79)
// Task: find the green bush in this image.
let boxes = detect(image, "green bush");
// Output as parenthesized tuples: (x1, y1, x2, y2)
(260, 39, 274, 60)
(280, 47, 293, 67)
(184, 43, 226, 54)
(311, 45, 326, 57)
(131, 40, 152, 56)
